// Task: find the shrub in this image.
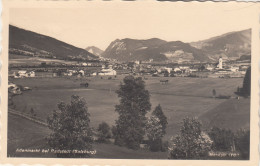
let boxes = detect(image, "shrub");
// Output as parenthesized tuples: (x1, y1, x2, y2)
(169, 117, 212, 159)
(97, 122, 111, 143)
(208, 127, 235, 152)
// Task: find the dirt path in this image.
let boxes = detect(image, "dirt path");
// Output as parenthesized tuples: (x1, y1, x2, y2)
(9, 108, 48, 126)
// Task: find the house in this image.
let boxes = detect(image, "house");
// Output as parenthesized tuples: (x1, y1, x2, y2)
(189, 68, 198, 72)
(135, 60, 140, 65)
(165, 67, 172, 73)
(99, 68, 117, 76)
(230, 66, 239, 72)
(174, 67, 181, 72)
(28, 71, 35, 77)
(8, 83, 22, 95)
(15, 70, 35, 78)
(82, 63, 88, 66)
(17, 70, 27, 77)
(206, 64, 214, 71)
(239, 65, 249, 71)
(179, 66, 190, 70)
(92, 72, 97, 76)
(79, 70, 85, 76)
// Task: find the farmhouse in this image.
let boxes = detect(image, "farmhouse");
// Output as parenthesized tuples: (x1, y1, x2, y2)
(82, 63, 88, 66)
(173, 67, 181, 72)
(28, 71, 35, 77)
(8, 83, 22, 95)
(230, 66, 239, 72)
(17, 70, 27, 77)
(99, 68, 117, 76)
(15, 70, 35, 78)
(164, 67, 172, 73)
(206, 64, 214, 71)
(79, 70, 85, 76)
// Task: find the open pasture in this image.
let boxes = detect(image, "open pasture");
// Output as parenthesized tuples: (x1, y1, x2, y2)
(10, 76, 247, 139)
(8, 114, 51, 157)
(8, 113, 168, 158)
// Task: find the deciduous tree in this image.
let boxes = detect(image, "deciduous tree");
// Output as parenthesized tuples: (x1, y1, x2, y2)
(47, 95, 93, 157)
(169, 117, 212, 159)
(152, 104, 167, 135)
(146, 115, 164, 151)
(114, 76, 151, 149)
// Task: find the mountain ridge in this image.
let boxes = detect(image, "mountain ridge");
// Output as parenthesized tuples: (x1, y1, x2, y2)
(102, 38, 208, 62)
(9, 25, 98, 60)
(190, 29, 251, 60)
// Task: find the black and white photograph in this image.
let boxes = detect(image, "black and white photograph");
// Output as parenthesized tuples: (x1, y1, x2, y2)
(2, 1, 258, 163)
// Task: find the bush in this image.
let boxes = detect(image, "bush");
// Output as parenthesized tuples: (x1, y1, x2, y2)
(161, 141, 169, 152)
(149, 139, 162, 152)
(97, 122, 111, 143)
(146, 115, 164, 152)
(208, 127, 235, 151)
(235, 129, 250, 159)
(169, 117, 212, 159)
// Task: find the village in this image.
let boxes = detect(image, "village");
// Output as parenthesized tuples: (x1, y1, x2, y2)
(8, 56, 250, 98)
(9, 56, 250, 79)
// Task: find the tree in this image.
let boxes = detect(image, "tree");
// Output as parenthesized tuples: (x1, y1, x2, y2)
(30, 108, 36, 117)
(199, 65, 205, 71)
(152, 104, 167, 135)
(242, 67, 251, 96)
(169, 117, 212, 159)
(208, 127, 235, 151)
(235, 129, 250, 159)
(97, 122, 111, 143)
(114, 76, 151, 149)
(47, 95, 93, 158)
(212, 89, 216, 98)
(237, 86, 240, 93)
(146, 115, 164, 151)
(164, 71, 169, 77)
(57, 70, 63, 77)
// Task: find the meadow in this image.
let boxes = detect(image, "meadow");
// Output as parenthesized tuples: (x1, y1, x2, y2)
(8, 113, 168, 158)
(9, 75, 249, 140)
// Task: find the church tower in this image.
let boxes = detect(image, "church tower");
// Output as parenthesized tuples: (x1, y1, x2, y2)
(218, 57, 223, 69)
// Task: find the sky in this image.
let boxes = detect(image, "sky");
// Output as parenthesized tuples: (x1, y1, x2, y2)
(9, 2, 255, 50)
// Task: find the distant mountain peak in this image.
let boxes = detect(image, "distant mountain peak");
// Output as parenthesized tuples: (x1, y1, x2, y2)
(85, 46, 104, 57)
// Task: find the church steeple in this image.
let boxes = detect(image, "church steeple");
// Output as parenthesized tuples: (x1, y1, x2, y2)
(218, 56, 223, 69)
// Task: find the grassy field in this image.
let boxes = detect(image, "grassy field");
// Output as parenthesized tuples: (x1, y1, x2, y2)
(8, 113, 168, 158)
(8, 113, 51, 157)
(8, 75, 250, 158)
(200, 98, 250, 131)
(9, 76, 248, 140)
